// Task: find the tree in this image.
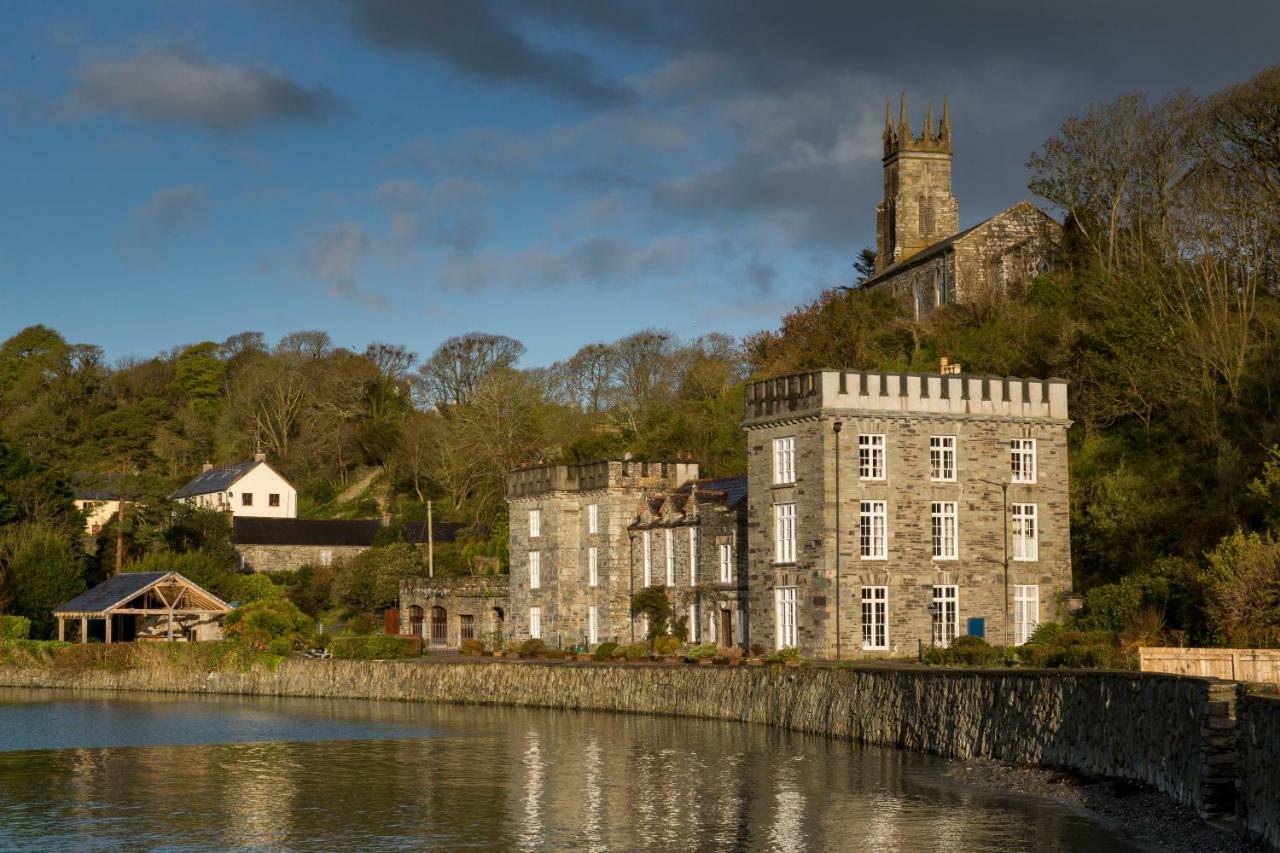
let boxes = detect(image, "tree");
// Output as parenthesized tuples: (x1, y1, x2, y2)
(414, 333, 524, 412)
(853, 246, 878, 282)
(631, 586, 675, 641)
(223, 597, 314, 652)
(1201, 530, 1280, 647)
(0, 524, 86, 638)
(330, 543, 425, 615)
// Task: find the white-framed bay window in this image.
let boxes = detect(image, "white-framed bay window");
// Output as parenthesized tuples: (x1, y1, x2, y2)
(1014, 584, 1039, 645)
(773, 436, 796, 484)
(931, 585, 959, 647)
(861, 586, 888, 650)
(775, 586, 797, 650)
(664, 528, 675, 586)
(859, 500, 887, 559)
(1012, 503, 1038, 561)
(642, 530, 652, 586)
(1011, 438, 1037, 483)
(931, 501, 957, 560)
(688, 526, 699, 586)
(529, 551, 541, 589)
(588, 546, 598, 587)
(774, 503, 796, 563)
(859, 433, 885, 480)
(930, 435, 956, 481)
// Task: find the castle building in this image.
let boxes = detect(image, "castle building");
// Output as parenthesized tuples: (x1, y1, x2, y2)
(864, 96, 1062, 316)
(742, 369, 1072, 658)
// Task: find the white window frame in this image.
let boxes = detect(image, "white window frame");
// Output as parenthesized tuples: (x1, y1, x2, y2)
(930, 435, 956, 482)
(529, 508, 541, 538)
(931, 501, 958, 560)
(858, 434, 885, 480)
(773, 436, 796, 485)
(587, 605, 599, 645)
(688, 527, 698, 586)
(709, 608, 718, 643)
(689, 602, 700, 643)
(319, 549, 333, 567)
(718, 542, 733, 584)
(1011, 438, 1037, 484)
(1012, 503, 1038, 562)
(587, 503, 598, 534)
(529, 606, 541, 639)
(775, 586, 797, 650)
(859, 500, 887, 560)
(642, 531, 652, 586)
(529, 550, 541, 589)
(931, 585, 959, 647)
(664, 528, 675, 586)
(774, 503, 796, 564)
(1013, 585, 1039, 645)
(861, 586, 888, 651)
(588, 546, 598, 587)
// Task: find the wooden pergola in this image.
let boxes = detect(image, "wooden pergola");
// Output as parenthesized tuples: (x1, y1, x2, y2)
(54, 571, 233, 643)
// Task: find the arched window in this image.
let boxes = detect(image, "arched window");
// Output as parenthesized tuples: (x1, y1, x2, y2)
(429, 606, 448, 646)
(409, 605, 424, 638)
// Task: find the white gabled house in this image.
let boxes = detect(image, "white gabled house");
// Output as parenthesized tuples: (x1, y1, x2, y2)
(171, 453, 298, 518)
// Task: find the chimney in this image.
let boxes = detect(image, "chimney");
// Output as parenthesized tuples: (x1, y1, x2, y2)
(254, 451, 267, 463)
(202, 460, 213, 473)
(940, 357, 962, 375)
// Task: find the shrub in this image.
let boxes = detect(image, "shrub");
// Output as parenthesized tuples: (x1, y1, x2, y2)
(652, 635, 681, 656)
(921, 635, 1002, 667)
(345, 612, 380, 635)
(459, 638, 484, 656)
(631, 586, 674, 640)
(749, 642, 766, 658)
(685, 642, 717, 662)
(518, 638, 547, 658)
(0, 615, 31, 641)
(765, 646, 804, 664)
(223, 598, 314, 651)
(1017, 627, 1133, 669)
(592, 641, 619, 661)
(329, 635, 423, 659)
(620, 641, 650, 660)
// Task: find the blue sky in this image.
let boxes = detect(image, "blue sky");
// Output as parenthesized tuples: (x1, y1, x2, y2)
(3, 1, 1278, 368)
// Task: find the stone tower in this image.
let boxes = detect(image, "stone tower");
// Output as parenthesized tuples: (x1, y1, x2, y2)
(875, 95, 959, 272)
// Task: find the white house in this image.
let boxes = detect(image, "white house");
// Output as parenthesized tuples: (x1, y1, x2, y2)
(171, 454, 298, 518)
(73, 488, 122, 535)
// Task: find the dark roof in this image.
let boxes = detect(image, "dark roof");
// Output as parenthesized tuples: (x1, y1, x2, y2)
(55, 572, 168, 615)
(171, 460, 259, 499)
(232, 517, 462, 547)
(688, 475, 749, 507)
(74, 488, 122, 501)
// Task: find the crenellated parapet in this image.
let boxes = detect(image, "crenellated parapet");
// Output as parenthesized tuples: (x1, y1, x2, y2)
(507, 459, 698, 499)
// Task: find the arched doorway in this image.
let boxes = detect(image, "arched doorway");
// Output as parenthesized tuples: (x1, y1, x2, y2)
(409, 605, 424, 638)
(491, 607, 505, 642)
(429, 606, 448, 647)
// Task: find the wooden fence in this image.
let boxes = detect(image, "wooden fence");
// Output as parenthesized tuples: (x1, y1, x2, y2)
(1139, 647, 1280, 683)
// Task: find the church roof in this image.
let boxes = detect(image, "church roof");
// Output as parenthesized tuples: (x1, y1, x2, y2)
(859, 201, 1054, 290)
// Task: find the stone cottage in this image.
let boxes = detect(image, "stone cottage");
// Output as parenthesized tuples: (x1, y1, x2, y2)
(399, 575, 508, 650)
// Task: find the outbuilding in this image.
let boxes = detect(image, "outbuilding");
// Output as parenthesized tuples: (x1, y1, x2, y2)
(53, 572, 233, 644)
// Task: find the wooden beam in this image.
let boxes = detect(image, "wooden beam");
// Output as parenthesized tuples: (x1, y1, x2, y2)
(105, 615, 113, 644)
(79, 616, 87, 644)
(57, 618, 65, 642)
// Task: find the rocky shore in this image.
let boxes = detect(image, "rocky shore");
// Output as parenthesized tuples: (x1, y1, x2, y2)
(945, 758, 1264, 853)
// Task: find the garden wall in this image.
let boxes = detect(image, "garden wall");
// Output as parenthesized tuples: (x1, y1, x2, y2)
(1237, 689, 1280, 849)
(0, 659, 1272, 846)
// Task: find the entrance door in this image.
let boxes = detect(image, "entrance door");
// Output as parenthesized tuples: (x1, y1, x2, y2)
(429, 606, 448, 646)
(718, 610, 733, 647)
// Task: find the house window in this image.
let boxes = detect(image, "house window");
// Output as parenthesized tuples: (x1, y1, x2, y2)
(587, 606, 599, 645)
(688, 527, 698, 586)
(319, 549, 333, 567)
(773, 436, 796, 484)
(858, 434, 885, 480)
(664, 529, 675, 586)
(268, 493, 280, 507)
(930, 436, 956, 481)
(1014, 585, 1039, 645)
(529, 509, 541, 538)
(1012, 504, 1038, 561)
(775, 587, 797, 650)
(931, 501, 958, 560)
(529, 551, 541, 589)
(241, 493, 253, 507)
(460, 614, 475, 642)
(588, 504, 599, 534)
(529, 607, 541, 639)
(861, 586, 888, 650)
(859, 500, 887, 560)
(689, 603, 700, 643)
(588, 546, 599, 587)
(709, 608, 718, 644)
(642, 530, 652, 586)
(737, 607, 747, 644)
(932, 585, 959, 647)
(774, 503, 796, 564)
(718, 543, 733, 584)
(1011, 439, 1037, 483)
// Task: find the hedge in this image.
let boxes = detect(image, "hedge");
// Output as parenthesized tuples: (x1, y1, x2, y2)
(328, 635, 424, 660)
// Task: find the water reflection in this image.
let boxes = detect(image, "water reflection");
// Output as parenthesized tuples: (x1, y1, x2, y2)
(0, 689, 1144, 852)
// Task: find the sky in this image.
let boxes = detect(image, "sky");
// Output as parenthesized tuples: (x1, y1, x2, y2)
(2, 1, 1278, 368)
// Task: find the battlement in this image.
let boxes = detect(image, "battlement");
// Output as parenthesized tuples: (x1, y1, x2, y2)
(743, 370, 1068, 424)
(883, 94, 951, 159)
(507, 459, 699, 499)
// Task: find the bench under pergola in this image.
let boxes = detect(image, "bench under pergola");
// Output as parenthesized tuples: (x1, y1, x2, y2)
(53, 571, 233, 643)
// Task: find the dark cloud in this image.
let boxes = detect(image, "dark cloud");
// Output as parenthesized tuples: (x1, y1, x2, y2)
(343, 0, 630, 106)
(71, 46, 338, 132)
(129, 185, 208, 243)
(435, 235, 693, 292)
(299, 224, 388, 308)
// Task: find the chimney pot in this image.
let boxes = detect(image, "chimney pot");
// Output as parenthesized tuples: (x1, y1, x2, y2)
(202, 460, 213, 473)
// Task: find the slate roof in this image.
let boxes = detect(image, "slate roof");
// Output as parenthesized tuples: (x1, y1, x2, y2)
(171, 460, 259, 499)
(232, 517, 462, 547)
(688, 475, 749, 507)
(54, 572, 169, 615)
(74, 488, 122, 501)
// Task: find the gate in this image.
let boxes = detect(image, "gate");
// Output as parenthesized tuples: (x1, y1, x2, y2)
(429, 606, 448, 646)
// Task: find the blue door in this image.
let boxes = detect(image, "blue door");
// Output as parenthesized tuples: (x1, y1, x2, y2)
(967, 617, 985, 639)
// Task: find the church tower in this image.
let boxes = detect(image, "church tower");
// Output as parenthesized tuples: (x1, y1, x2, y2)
(875, 95, 959, 271)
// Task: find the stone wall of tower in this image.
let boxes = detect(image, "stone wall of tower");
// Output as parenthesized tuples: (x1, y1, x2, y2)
(876, 97, 958, 271)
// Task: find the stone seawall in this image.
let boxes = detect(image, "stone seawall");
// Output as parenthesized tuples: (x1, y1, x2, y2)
(1238, 690, 1280, 849)
(0, 661, 1272, 847)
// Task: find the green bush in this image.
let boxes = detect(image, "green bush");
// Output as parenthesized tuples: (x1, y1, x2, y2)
(0, 615, 31, 641)
(764, 646, 804, 664)
(592, 641, 619, 661)
(328, 634, 423, 659)
(620, 641, 649, 660)
(653, 635, 681, 657)
(459, 638, 484, 656)
(518, 638, 547, 658)
(685, 642, 718, 662)
(345, 612, 380, 635)
(223, 598, 314, 651)
(1017, 627, 1132, 669)
(922, 635, 1003, 667)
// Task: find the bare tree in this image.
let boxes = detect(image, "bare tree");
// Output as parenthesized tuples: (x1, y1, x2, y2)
(414, 332, 525, 412)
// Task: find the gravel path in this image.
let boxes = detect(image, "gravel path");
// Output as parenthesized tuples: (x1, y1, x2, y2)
(945, 759, 1264, 853)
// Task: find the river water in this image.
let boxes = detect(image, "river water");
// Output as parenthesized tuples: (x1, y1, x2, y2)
(0, 688, 1149, 852)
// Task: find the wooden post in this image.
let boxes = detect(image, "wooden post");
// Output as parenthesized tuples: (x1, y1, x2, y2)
(105, 615, 113, 644)
(167, 609, 175, 641)
(57, 618, 65, 642)
(79, 617, 87, 644)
